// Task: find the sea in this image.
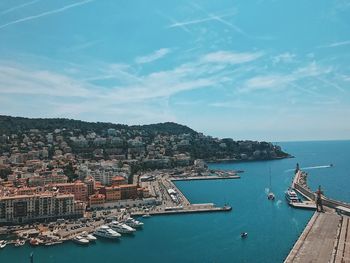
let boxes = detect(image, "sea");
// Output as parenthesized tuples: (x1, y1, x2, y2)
(1, 140, 349, 263)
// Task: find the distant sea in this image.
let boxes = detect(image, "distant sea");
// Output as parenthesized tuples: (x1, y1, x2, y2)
(1, 140, 349, 263)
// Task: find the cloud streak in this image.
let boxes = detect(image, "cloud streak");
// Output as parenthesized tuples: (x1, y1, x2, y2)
(318, 40, 350, 48)
(0, 0, 41, 16)
(135, 48, 171, 64)
(0, 0, 94, 30)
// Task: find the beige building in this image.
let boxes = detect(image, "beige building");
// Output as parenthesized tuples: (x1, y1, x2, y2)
(0, 192, 85, 225)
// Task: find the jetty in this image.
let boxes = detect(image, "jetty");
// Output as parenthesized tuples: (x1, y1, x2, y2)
(170, 175, 240, 181)
(284, 166, 350, 262)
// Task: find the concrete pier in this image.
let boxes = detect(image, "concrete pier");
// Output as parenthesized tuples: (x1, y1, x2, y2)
(170, 175, 240, 181)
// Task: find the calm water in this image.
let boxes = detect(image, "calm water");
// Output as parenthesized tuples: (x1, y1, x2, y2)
(0, 141, 349, 263)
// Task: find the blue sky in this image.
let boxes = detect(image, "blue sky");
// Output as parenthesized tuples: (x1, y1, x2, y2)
(0, 0, 349, 141)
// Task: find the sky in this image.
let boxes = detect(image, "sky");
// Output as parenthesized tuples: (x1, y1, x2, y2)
(0, 0, 349, 141)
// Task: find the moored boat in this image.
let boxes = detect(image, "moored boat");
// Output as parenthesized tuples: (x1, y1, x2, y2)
(94, 225, 121, 239)
(109, 221, 136, 234)
(72, 236, 89, 245)
(124, 217, 144, 228)
(0, 240, 7, 249)
(14, 239, 25, 247)
(285, 188, 300, 204)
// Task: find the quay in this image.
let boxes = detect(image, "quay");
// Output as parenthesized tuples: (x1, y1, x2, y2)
(170, 175, 240, 181)
(285, 166, 350, 262)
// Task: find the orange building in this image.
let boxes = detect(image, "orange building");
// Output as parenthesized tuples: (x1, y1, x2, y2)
(89, 193, 105, 206)
(111, 176, 127, 186)
(105, 186, 121, 202)
(50, 181, 88, 201)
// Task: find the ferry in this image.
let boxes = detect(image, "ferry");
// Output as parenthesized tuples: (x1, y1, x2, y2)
(285, 188, 300, 204)
(72, 235, 89, 245)
(94, 225, 121, 239)
(124, 217, 144, 228)
(109, 221, 136, 234)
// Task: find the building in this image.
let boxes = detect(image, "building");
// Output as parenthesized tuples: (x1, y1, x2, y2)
(48, 181, 88, 201)
(104, 186, 121, 202)
(88, 193, 105, 207)
(0, 192, 84, 225)
(111, 176, 127, 186)
(119, 184, 138, 200)
(28, 175, 68, 187)
(84, 176, 95, 196)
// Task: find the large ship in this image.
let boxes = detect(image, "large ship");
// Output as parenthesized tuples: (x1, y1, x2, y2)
(94, 225, 121, 239)
(109, 221, 136, 234)
(285, 188, 300, 204)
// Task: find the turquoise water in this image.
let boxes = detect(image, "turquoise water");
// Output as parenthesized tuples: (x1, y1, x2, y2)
(0, 141, 349, 263)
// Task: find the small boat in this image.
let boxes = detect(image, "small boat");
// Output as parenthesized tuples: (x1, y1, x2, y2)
(0, 240, 7, 249)
(267, 168, 275, 201)
(72, 236, 89, 245)
(29, 238, 40, 246)
(44, 241, 63, 246)
(241, 232, 248, 238)
(330, 164, 334, 167)
(142, 214, 151, 218)
(14, 239, 25, 247)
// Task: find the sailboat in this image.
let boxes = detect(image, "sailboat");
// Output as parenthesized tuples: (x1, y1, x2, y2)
(267, 167, 275, 200)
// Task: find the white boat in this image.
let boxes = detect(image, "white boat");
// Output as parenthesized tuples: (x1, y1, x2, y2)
(285, 188, 300, 204)
(267, 167, 275, 201)
(109, 221, 136, 234)
(14, 239, 25, 247)
(81, 232, 97, 241)
(72, 235, 89, 245)
(0, 240, 6, 249)
(124, 217, 144, 228)
(94, 225, 121, 239)
(142, 214, 151, 218)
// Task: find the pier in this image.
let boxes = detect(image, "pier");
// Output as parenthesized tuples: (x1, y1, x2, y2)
(170, 175, 240, 181)
(285, 167, 350, 262)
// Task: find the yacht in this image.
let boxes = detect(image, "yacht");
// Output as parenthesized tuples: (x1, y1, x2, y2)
(124, 217, 144, 228)
(94, 225, 121, 239)
(81, 232, 97, 241)
(285, 188, 300, 204)
(109, 221, 136, 234)
(267, 167, 275, 201)
(72, 235, 89, 245)
(0, 240, 6, 249)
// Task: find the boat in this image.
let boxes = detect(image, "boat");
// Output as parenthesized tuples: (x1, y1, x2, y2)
(44, 241, 63, 246)
(0, 240, 6, 249)
(81, 232, 97, 241)
(29, 238, 40, 246)
(109, 221, 136, 234)
(72, 236, 89, 245)
(285, 188, 300, 204)
(14, 239, 25, 247)
(241, 232, 248, 238)
(142, 213, 151, 218)
(94, 225, 121, 239)
(123, 217, 144, 228)
(267, 167, 275, 201)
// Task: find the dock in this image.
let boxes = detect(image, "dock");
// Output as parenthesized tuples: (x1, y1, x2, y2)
(284, 212, 350, 263)
(170, 175, 240, 181)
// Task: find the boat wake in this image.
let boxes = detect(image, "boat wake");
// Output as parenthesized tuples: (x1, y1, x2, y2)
(284, 165, 332, 173)
(264, 188, 270, 194)
(275, 200, 282, 208)
(301, 165, 332, 170)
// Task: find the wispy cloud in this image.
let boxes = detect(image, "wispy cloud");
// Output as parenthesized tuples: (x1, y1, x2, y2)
(0, 0, 40, 16)
(135, 48, 171, 64)
(0, 0, 94, 30)
(168, 12, 236, 29)
(317, 40, 350, 48)
(272, 52, 296, 64)
(201, 51, 263, 64)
